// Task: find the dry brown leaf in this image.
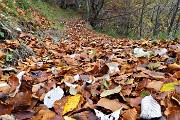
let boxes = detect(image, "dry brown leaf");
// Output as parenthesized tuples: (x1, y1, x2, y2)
(143, 70, 165, 79)
(167, 111, 180, 120)
(97, 98, 122, 112)
(129, 97, 142, 107)
(54, 96, 69, 116)
(70, 111, 98, 120)
(32, 109, 56, 120)
(147, 81, 164, 92)
(5, 92, 32, 110)
(13, 111, 35, 120)
(122, 108, 137, 120)
(168, 63, 180, 71)
(0, 101, 14, 115)
(0, 51, 6, 58)
(172, 71, 180, 79)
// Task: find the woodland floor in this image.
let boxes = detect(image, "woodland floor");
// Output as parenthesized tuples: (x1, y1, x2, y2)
(0, 1, 180, 120)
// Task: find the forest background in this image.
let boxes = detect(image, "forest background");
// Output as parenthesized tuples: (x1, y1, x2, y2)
(46, 0, 180, 39)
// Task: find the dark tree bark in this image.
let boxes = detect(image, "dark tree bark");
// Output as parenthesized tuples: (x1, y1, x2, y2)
(125, 0, 132, 37)
(139, 0, 146, 37)
(153, 5, 160, 35)
(86, 0, 105, 27)
(167, 0, 180, 34)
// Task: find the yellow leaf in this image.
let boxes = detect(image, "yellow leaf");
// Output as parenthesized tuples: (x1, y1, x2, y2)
(141, 40, 148, 45)
(63, 94, 81, 115)
(160, 81, 180, 92)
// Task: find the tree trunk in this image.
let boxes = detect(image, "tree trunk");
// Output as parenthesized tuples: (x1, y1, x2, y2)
(139, 0, 146, 38)
(167, 0, 180, 34)
(153, 5, 160, 35)
(88, 0, 105, 27)
(125, 0, 132, 37)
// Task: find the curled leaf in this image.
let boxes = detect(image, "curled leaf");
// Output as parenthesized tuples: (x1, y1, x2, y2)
(9, 71, 26, 97)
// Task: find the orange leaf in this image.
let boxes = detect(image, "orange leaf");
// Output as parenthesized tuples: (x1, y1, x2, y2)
(122, 108, 137, 120)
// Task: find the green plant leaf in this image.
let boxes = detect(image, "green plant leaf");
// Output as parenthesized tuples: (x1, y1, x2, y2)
(103, 79, 108, 89)
(5, 54, 13, 62)
(0, 32, 5, 37)
(140, 90, 150, 97)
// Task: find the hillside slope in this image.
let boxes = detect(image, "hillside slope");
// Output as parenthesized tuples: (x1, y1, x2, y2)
(0, 1, 180, 120)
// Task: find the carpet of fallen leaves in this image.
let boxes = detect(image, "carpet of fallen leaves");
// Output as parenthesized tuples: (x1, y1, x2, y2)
(0, 17, 180, 120)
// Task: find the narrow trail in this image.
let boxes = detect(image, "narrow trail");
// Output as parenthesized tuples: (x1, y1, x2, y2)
(0, 19, 180, 119)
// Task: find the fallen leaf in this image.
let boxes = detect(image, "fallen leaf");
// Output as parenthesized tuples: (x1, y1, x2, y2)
(129, 97, 142, 107)
(0, 81, 10, 92)
(9, 71, 26, 97)
(133, 48, 151, 58)
(74, 74, 80, 81)
(106, 62, 119, 73)
(143, 70, 165, 79)
(13, 111, 35, 120)
(32, 83, 45, 93)
(97, 98, 122, 112)
(148, 62, 161, 70)
(64, 82, 78, 88)
(44, 86, 64, 108)
(6, 92, 32, 111)
(147, 81, 164, 91)
(69, 87, 77, 95)
(100, 85, 121, 98)
(160, 81, 180, 92)
(54, 96, 69, 119)
(0, 51, 6, 58)
(122, 108, 137, 120)
(71, 111, 98, 120)
(63, 94, 81, 115)
(140, 95, 162, 119)
(167, 111, 180, 120)
(154, 48, 167, 56)
(0, 102, 14, 115)
(171, 92, 180, 106)
(168, 63, 180, 71)
(32, 109, 56, 120)
(94, 108, 122, 120)
(172, 71, 180, 79)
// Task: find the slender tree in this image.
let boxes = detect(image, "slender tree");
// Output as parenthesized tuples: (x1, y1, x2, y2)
(167, 0, 180, 34)
(139, 0, 146, 37)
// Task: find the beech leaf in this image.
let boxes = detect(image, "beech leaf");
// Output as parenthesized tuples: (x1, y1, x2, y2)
(44, 86, 64, 108)
(160, 81, 180, 92)
(106, 62, 120, 73)
(122, 108, 137, 120)
(140, 95, 162, 119)
(100, 85, 121, 98)
(9, 71, 26, 97)
(97, 98, 122, 112)
(62, 94, 81, 115)
(148, 62, 161, 70)
(94, 108, 122, 120)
